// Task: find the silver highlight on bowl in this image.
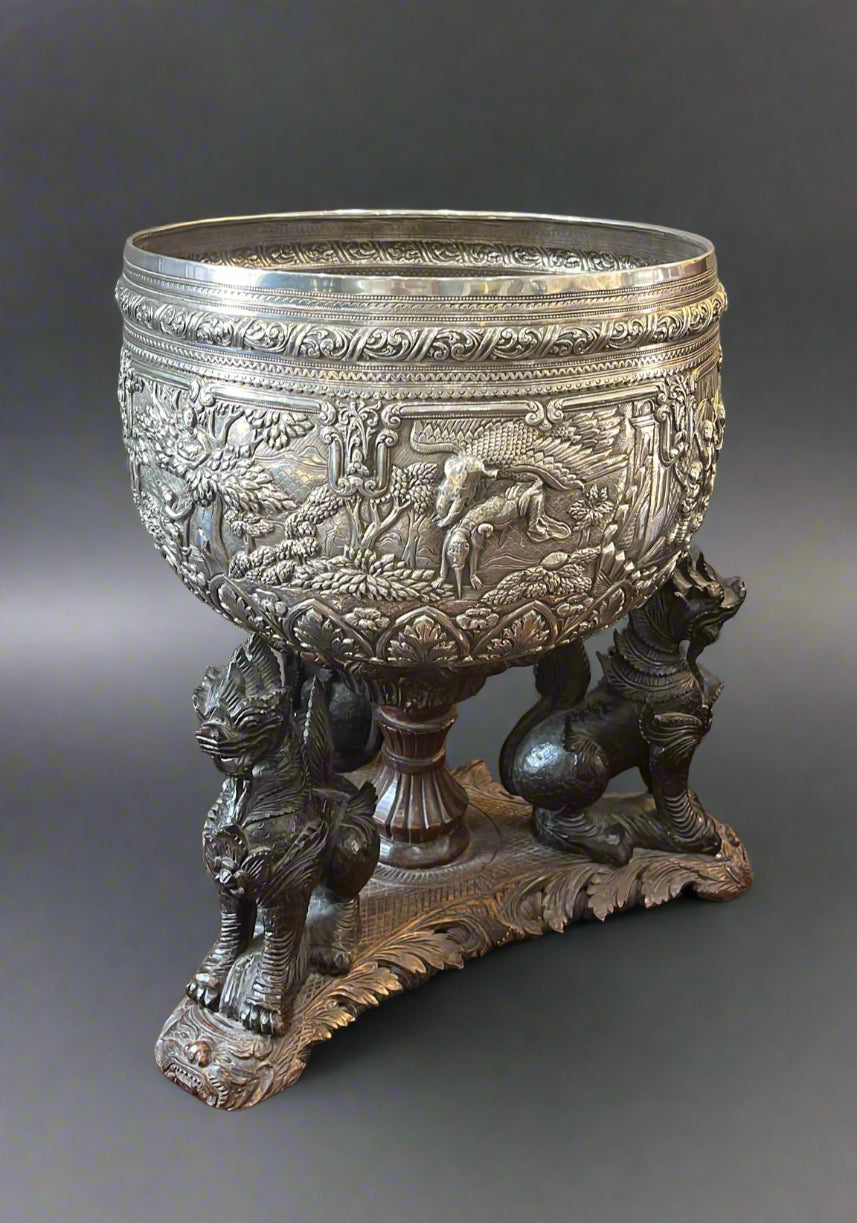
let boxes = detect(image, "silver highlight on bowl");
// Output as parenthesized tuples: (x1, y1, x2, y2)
(116, 210, 726, 675)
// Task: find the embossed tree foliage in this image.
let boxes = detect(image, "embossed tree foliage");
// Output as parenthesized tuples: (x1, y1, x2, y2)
(121, 353, 726, 670)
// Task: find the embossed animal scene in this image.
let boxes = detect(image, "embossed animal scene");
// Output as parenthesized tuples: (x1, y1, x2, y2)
(119, 354, 725, 669)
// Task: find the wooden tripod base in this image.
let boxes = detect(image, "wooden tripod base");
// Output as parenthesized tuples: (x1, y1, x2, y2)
(155, 761, 752, 1109)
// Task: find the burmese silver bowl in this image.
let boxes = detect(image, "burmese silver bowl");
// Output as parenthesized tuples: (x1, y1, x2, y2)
(117, 210, 725, 672)
(116, 210, 727, 865)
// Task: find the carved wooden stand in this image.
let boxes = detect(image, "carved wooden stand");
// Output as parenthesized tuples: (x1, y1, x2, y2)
(365, 669, 490, 868)
(372, 703, 470, 866)
(156, 761, 751, 1109)
(156, 553, 750, 1108)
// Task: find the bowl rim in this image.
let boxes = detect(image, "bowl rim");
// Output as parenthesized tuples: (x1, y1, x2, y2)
(123, 208, 717, 299)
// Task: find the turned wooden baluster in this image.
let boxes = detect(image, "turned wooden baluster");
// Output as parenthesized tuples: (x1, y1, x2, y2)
(363, 670, 491, 868)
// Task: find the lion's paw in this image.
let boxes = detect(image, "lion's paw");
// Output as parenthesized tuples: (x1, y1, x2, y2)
(186, 970, 225, 1010)
(239, 997, 288, 1038)
(310, 944, 353, 975)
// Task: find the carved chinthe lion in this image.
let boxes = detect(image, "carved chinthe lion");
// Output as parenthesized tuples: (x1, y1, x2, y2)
(189, 635, 380, 1035)
(500, 552, 746, 864)
(116, 211, 751, 1106)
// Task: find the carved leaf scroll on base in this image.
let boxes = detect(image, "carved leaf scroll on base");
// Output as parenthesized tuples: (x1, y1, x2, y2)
(155, 761, 752, 1110)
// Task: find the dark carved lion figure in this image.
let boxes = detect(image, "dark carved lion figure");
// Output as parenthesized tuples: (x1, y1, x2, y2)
(500, 552, 746, 864)
(187, 635, 380, 1036)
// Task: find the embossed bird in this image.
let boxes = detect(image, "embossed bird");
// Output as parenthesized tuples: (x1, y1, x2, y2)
(410, 402, 632, 530)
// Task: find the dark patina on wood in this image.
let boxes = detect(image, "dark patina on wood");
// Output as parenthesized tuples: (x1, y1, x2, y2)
(156, 555, 750, 1108)
(156, 760, 751, 1109)
(501, 552, 746, 863)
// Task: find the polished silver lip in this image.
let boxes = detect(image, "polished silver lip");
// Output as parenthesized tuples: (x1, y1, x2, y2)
(124, 209, 716, 299)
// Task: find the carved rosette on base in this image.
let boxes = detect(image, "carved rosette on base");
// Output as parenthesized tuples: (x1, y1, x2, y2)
(155, 762, 752, 1110)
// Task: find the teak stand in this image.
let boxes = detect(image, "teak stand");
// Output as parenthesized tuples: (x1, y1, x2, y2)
(154, 552, 751, 1110)
(157, 761, 750, 1109)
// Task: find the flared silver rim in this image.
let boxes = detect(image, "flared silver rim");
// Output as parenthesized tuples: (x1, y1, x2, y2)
(123, 208, 716, 299)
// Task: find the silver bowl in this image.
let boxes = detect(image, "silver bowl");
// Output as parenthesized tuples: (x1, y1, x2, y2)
(116, 209, 727, 865)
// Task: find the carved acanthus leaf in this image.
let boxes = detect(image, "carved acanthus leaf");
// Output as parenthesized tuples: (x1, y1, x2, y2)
(156, 761, 751, 1108)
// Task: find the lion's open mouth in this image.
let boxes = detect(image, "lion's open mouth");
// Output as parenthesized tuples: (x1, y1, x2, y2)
(164, 1060, 212, 1103)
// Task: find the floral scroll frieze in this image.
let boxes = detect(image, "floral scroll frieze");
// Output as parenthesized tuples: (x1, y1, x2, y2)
(116, 282, 727, 364)
(192, 237, 651, 274)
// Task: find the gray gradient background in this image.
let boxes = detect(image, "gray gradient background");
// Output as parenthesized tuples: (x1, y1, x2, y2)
(3, 2, 856, 1220)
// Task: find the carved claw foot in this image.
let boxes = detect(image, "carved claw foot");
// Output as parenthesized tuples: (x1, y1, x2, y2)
(186, 973, 224, 1011)
(311, 944, 353, 975)
(678, 810, 723, 857)
(638, 705, 724, 856)
(240, 994, 290, 1038)
(219, 946, 296, 1037)
(186, 953, 240, 1010)
(308, 891, 361, 976)
(532, 809, 635, 866)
